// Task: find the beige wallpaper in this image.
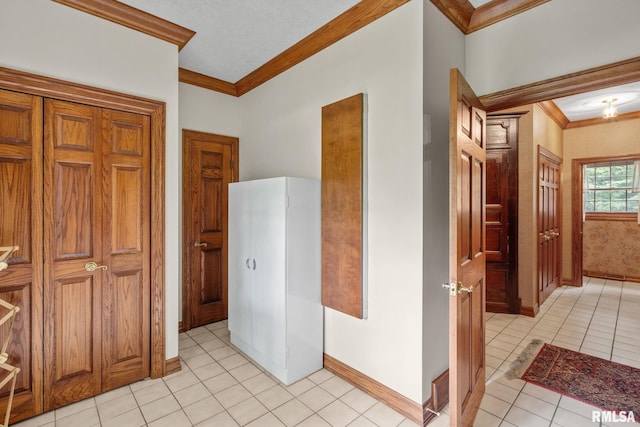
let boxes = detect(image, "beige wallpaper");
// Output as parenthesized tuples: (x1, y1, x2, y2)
(561, 118, 640, 283)
(583, 220, 640, 278)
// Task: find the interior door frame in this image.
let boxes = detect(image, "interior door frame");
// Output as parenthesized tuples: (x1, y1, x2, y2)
(0, 67, 167, 379)
(571, 154, 640, 286)
(181, 129, 239, 332)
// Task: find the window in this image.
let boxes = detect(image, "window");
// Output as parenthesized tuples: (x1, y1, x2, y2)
(584, 160, 639, 214)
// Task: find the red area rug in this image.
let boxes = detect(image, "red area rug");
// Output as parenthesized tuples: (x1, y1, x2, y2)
(520, 342, 640, 415)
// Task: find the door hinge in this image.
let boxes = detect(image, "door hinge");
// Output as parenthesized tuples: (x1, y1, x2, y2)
(285, 195, 290, 208)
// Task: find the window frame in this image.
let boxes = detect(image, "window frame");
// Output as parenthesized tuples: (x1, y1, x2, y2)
(583, 158, 640, 220)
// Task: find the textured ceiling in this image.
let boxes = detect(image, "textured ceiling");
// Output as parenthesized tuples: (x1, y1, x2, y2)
(121, 0, 360, 83)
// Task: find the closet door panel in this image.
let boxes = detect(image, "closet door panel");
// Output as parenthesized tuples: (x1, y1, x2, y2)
(0, 89, 43, 422)
(101, 109, 150, 391)
(44, 99, 102, 410)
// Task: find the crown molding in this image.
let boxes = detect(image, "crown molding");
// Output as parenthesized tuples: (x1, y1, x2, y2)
(480, 56, 640, 112)
(430, 0, 549, 34)
(565, 110, 640, 129)
(234, 0, 410, 96)
(53, 0, 195, 51)
(537, 100, 569, 129)
(178, 68, 238, 97)
(429, 0, 474, 33)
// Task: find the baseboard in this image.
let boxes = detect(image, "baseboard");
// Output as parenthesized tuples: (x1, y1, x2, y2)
(178, 321, 185, 333)
(585, 270, 640, 283)
(165, 356, 182, 376)
(323, 353, 422, 425)
(519, 304, 539, 318)
(562, 278, 576, 287)
(423, 369, 449, 425)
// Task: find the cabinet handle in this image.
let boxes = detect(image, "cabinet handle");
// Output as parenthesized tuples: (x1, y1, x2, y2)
(246, 258, 251, 269)
(253, 259, 256, 270)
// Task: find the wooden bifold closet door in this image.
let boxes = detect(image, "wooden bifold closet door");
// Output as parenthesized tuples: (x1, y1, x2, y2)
(0, 88, 151, 419)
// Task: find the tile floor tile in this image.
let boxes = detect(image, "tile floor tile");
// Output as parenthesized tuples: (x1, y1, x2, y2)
(140, 394, 181, 423)
(272, 398, 314, 426)
(147, 409, 192, 427)
(362, 402, 404, 427)
(298, 386, 336, 412)
(317, 399, 359, 426)
(227, 396, 268, 425)
(215, 383, 253, 409)
(256, 385, 295, 410)
(183, 396, 224, 425)
(339, 387, 378, 413)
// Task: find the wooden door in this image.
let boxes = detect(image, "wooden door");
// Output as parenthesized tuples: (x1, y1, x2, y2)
(485, 115, 520, 313)
(0, 89, 44, 422)
(448, 69, 486, 427)
(100, 109, 150, 391)
(43, 100, 151, 409)
(43, 99, 103, 409)
(182, 131, 238, 330)
(537, 147, 561, 305)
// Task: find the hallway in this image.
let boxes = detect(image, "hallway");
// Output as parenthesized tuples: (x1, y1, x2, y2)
(471, 277, 640, 427)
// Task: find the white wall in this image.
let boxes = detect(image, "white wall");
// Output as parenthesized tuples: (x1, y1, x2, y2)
(237, 0, 424, 402)
(1, 0, 181, 358)
(422, 0, 465, 402)
(178, 83, 241, 318)
(466, 0, 640, 95)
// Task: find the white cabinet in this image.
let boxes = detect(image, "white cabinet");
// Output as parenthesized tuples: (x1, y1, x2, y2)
(228, 177, 323, 385)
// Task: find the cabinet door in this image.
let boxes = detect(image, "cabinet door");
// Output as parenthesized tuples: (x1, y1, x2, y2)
(251, 179, 287, 367)
(228, 182, 254, 342)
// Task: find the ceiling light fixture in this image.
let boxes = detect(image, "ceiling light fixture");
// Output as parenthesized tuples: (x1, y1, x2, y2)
(602, 98, 618, 119)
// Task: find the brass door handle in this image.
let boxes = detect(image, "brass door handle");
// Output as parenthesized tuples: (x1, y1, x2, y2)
(443, 282, 474, 296)
(194, 242, 208, 248)
(85, 262, 108, 272)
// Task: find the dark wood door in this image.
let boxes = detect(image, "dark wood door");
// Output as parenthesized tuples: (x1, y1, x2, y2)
(0, 89, 44, 423)
(485, 115, 520, 313)
(182, 130, 238, 330)
(449, 69, 486, 427)
(43, 99, 150, 409)
(538, 147, 561, 305)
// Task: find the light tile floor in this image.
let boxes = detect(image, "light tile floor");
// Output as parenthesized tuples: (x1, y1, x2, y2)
(13, 321, 418, 427)
(470, 277, 640, 427)
(12, 277, 640, 426)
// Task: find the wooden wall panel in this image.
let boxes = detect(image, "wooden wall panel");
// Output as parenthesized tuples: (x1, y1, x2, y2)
(321, 93, 366, 319)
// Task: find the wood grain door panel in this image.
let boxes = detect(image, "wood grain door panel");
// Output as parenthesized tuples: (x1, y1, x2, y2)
(449, 69, 486, 427)
(485, 115, 520, 314)
(101, 109, 150, 391)
(0, 88, 43, 423)
(44, 99, 103, 410)
(182, 131, 238, 330)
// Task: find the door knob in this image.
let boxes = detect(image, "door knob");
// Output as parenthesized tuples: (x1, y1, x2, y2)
(85, 262, 108, 272)
(194, 242, 208, 248)
(442, 282, 474, 296)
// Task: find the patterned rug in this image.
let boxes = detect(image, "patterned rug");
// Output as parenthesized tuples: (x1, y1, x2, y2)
(509, 340, 640, 415)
